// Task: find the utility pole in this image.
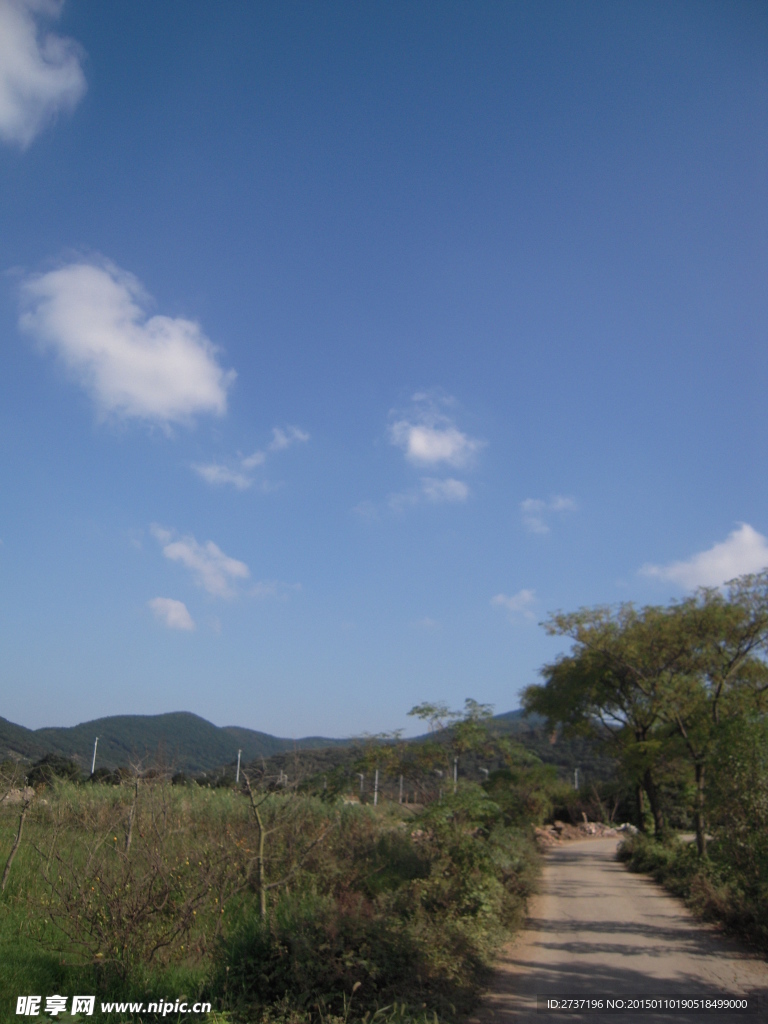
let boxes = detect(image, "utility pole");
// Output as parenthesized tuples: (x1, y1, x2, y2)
(236, 749, 242, 784)
(91, 737, 99, 776)
(574, 767, 580, 790)
(357, 772, 364, 798)
(453, 756, 458, 794)
(399, 774, 403, 804)
(373, 768, 379, 806)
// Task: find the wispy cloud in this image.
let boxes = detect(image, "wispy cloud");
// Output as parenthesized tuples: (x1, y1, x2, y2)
(491, 589, 537, 621)
(240, 451, 266, 471)
(0, 0, 86, 148)
(268, 426, 310, 452)
(640, 523, 768, 590)
(389, 392, 483, 469)
(389, 476, 470, 510)
(250, 580, 302, 600)
(420, 477, 469, 503)
(20, 259, 234, 425)
(193, 425, 309, 490)
(193, 464, 253, 491)
(151, 525, 249, 598)
(520, 495, 577, 534)
(148, 597, 195, 631)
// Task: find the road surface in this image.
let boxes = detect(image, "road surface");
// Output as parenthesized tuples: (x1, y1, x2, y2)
(471, 837, 768, 1023)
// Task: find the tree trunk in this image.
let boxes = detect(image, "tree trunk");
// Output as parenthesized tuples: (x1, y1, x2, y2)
(1, 798, 31, 892)
(635, 784, 646, 831)
(253, 803, 267, 920)
(125, 779, 139, 854)
(694, 762, 707, 858)
(643, 769, 666, 838)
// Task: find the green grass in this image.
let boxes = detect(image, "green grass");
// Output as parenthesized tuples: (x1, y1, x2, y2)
(0, 779, 540, 1024)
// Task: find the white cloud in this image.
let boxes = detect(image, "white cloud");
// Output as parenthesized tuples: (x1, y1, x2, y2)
(151, 525, 249, 598)
(148, 597, 195, 631)
(192, 463, 253, 491)
(491, 589, 537, 621)
(640, 523, 768, 590)
(268, 425, 310, 452)
(20, 260, 234, 425)
(0, 0, 86, 148)
(389, 392, 483, 468)
(521, 495, 577, 534)
(195, 425, 309, 490)
(363, 393, 478, 514)
(241, 450, 266, 470)
(150, 524, 172, 544)
(420, 477, 469, 503)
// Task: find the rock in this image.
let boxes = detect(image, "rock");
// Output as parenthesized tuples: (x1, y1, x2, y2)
(2, 786, 35, 806)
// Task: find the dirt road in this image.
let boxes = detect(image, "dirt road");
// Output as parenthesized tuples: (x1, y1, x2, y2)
(472, 837, 768, 1023)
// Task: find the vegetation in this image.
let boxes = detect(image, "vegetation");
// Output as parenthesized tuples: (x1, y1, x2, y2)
(525, 570, 768, 947)
(617, 713, 768, 951)
(0, 709, 615, 786)
(0, 703, 553, 1024)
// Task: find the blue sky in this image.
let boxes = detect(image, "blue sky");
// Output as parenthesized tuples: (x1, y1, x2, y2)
(0, 0, 766, 737)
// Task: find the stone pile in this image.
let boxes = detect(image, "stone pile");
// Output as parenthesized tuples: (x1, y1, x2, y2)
(534, 820, 638, 848)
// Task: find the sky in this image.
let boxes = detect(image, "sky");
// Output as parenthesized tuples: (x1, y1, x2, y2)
(0, 0, 766, 738)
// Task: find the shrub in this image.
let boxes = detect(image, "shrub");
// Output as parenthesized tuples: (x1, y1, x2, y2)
(27, 754, 82, 787)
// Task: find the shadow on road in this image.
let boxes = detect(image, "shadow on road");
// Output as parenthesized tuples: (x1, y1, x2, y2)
(471, 839, 766, 1023)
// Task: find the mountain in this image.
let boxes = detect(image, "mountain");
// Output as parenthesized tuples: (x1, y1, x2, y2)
(490, 708, 545, 732)
(0, 708, 549, 778)
(1, 711, 348, 775)
(0, 716, 49, 762)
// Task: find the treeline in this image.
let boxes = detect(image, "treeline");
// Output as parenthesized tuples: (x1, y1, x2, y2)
(8, 707, 617, 807)
(523, 569, 768, 948)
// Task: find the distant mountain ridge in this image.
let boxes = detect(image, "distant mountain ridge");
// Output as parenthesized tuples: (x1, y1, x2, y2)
(0, 711, 349, 775)
(0, 708, 534, 775)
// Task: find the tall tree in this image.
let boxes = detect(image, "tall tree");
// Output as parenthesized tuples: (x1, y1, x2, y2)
(660, 574, 768, 855)
(523, 604, 690, 836)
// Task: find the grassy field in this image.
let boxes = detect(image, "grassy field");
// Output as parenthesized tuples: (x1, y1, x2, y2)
(0, 775, 541, 1024)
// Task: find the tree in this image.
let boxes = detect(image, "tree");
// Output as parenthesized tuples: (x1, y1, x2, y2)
(523, 573, 768, 856)
(523, 604, 690, 836)
(27, 753, 82, 787)
(659, 575, 768, 855)
(408, 699, 495, 799)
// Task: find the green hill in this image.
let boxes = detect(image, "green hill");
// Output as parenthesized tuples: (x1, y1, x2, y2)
(2, 712, 347, 775)
(0, 707, 597, 781)
(0, 716, 48, 762)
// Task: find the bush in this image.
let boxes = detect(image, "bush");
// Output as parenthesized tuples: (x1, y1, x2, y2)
(216, 892, 423, 1014)
(707, 717, 768, 895)
(215, 786, 540, 1022)
(27, 754, 82, 787)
